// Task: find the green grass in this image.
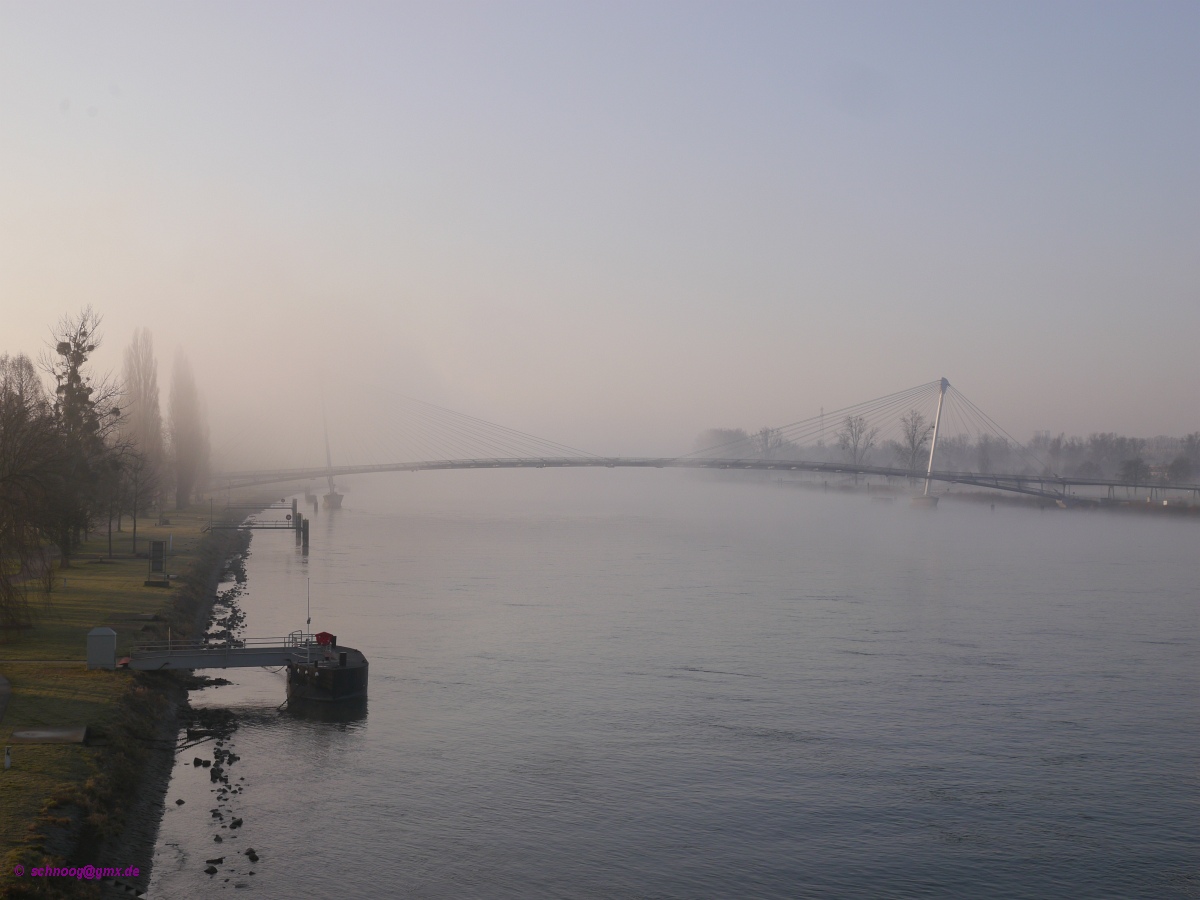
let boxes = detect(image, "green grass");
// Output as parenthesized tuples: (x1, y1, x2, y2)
(0, 503, 259, 885)
(0, 666, 127, 850)
(2, 509, 213, 661)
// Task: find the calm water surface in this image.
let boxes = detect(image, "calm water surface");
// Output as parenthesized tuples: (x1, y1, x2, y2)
(150, 471, 1199, 898)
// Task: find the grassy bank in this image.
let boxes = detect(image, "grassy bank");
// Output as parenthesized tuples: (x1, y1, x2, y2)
(0, 505, 257, 899)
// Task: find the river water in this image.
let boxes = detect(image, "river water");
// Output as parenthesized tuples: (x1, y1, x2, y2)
(149, 471, 1198, 898)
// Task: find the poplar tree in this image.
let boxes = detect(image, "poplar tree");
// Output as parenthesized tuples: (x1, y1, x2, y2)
(122, 328, 163, 549)
(169, 352, 209, 509)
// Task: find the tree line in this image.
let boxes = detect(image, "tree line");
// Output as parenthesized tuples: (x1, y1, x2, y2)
(0, 308, 210, 630)
(695, 411, 1199, 484)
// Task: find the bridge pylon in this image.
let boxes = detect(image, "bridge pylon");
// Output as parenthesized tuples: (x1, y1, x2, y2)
(922, 377, 950, 500)
(320, 393, 344, 509)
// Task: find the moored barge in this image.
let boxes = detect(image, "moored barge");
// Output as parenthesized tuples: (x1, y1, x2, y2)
(286, 632, 368, 702)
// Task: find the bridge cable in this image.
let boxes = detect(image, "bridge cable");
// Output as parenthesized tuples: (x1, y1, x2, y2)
(683, 380, 942, 459)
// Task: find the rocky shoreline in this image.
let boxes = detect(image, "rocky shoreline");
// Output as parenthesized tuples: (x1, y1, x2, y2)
(4, 503, 283, 900)
(86, 530, 254, 900)
(86, 681, 185, 899)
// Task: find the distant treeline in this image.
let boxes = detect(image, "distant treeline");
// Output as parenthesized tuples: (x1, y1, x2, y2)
(695, 415, 1199, 483)
(0, 307, 210, 629)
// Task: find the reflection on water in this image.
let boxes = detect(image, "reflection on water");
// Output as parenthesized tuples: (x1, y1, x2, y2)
(150, 471, 1200, 899)
(283, 697, 368, 725)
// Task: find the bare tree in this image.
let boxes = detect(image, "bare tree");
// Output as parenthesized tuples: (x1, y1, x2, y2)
(1119, 457, 1150, 487)
(1086, 433, 1145, 479)
(837, 415, 878, 467)
(1184, 433, 1200, 465)
(40, 308, 122, 566)
(896, 409, 932, 474)
(169, 352, 209, 509)
(751, 427, 784, 459)
(1166, 456, 1193, 483)
(99, 448, 125, 558)
(976, 435, 994, 474)
(123, 449, 158, 553)
(0, 353, 64, 629)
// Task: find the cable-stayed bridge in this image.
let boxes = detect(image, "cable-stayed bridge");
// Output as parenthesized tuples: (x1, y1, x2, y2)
(216, 380, 1200, 504)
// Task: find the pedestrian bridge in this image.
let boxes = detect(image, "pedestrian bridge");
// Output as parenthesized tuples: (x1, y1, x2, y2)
(214, 379, 1200, 504)
(127, 632, 321, 670)
(219, 455, 1156, 501)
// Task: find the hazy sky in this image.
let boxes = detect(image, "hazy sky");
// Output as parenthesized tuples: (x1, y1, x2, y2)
(2, 1, 1197, 463)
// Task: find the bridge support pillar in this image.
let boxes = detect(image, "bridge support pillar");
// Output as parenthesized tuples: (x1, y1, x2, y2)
(923, 378, 949, 498)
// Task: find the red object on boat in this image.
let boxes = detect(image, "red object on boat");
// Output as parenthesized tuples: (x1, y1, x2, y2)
(315, 632, 336, 646)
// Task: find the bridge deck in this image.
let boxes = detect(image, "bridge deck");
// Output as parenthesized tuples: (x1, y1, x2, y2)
(216, 457, 1200, 502)
(128, 635, 320, 671)
(208, 521, 296, 530)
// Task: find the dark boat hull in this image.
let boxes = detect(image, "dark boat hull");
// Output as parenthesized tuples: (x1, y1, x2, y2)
(286, 651, 368, 702)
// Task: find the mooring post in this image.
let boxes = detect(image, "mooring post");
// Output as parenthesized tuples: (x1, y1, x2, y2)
(302, 517, 309, 548)
(923, 378, 949, 497)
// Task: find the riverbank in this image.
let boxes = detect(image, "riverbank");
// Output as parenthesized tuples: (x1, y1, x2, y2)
(761, 472, 1200, 515)
(0, 504, 260, 899)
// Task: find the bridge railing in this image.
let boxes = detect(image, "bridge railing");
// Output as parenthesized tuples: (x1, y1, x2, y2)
(215, 456, 1200, 500)
(130, 634, 320, 662)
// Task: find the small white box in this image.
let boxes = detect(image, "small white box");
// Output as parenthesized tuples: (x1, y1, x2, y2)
(86, 627, 117, 670)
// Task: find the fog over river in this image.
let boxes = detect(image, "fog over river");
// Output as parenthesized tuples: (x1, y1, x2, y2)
(151, 472, 1198, 899)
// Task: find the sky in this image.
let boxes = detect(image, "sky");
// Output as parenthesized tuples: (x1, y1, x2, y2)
(1, 1, 1197, 465)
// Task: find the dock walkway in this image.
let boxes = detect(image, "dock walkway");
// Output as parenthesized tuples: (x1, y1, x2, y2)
(127, 634, 321, 671)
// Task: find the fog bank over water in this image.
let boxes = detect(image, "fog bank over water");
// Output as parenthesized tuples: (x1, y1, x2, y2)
(2, 3, 1198, 461)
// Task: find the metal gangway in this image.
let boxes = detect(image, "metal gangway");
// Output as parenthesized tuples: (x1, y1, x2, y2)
(127, 631, 321, 671)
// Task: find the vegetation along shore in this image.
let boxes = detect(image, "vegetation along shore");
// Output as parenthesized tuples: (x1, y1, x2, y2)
(0, 507, 257, 899)
(0, 306, 247, 898)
